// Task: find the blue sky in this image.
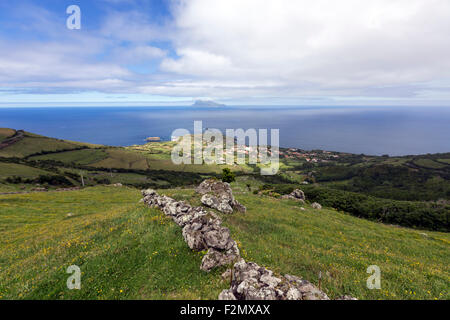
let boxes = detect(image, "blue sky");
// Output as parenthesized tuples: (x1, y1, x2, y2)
(1, 0, 450, 107)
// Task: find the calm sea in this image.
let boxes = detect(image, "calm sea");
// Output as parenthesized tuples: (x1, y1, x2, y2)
(0, 106, 449, 156)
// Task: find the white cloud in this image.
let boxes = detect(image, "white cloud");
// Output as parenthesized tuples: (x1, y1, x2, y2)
(0, 39, 131, 83)
(161, 48, 233, 75)
(110, 45, 166, 63)
(1, 0, 450, 105)
(160, 0, 450, 102)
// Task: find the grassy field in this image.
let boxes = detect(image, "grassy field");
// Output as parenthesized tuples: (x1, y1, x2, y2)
(165, 180, 450, 300)
(23, 145, 247, 174)
(413, 159, 448, 169)
(0, 162, 54, 179)
(29, 149, 108, 165)
(437, 159, 450, 165)
(60, 168, 172, 188)
(0, 128, 16, 141)
(0, 187, 227, 299)
(91, 149, 150, 170)
(1, 183, 448, 300)
(0, 182, 35, 193)
(0, 134, 91, 158)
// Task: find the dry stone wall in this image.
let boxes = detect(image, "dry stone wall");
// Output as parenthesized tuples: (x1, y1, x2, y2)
(141, 181, 354, 300)
(141, 188, 240, 271)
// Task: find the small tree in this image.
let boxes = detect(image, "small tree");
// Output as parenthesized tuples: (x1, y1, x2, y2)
(221, 168, 235, 183)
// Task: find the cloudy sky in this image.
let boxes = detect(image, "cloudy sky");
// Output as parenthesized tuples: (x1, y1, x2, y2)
(1, 0, 450, 107)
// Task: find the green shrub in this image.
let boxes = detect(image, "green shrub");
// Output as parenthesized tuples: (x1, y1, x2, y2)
(36, 175, 73, 187)
(301, 185, 449, 232)
(221, 168, 235, 183)
(94, 178, 111, 184)
(5, 176, 23, 184)
(260, 183, 297, 195)
(271, 192, 281, 198)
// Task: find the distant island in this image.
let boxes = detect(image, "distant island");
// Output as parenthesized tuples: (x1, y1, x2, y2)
(192, 100, 226, 107)
(145, 137, 161, 142)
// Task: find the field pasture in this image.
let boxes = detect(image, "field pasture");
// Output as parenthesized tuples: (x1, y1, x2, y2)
(0, 183, 448, 300)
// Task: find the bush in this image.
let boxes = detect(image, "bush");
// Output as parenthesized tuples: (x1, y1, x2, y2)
(259, 183, 449, 231)
(6, 176, 23, 184)
(301, 185, 449, 232)
(221, 168, 235, 183)
(94, 178, 111, 184)
(271, 192, 281, 198)
(36, 175, 73, 187)
(259, 183, 297, 195)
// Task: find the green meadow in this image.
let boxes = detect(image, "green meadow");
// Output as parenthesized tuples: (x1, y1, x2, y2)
(0, 183, 448, 300)
(0, 187, 226, 300)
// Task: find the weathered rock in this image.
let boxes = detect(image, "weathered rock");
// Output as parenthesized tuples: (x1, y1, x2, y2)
(217, 201, 234, 214)
(163, 201, 179, 216)
(203, 227, 233, 250)
(222, 269, 232, 281)
(260, 273, 282, 288)
(200, 193, 218, 207)
(201, 194, 233, 214)
(285, 287, 302, 300)
(142, 188, 157, 197)
(291, 189, 305, 200)
(218, 289, 237, 300)
(200, 243, 240, 271)
(182, 228, 207, 251)
(173, 206, 208, 227)
(281, 189, 305, 203)
(176, 202, 191, 214)
(283, 274, 330, 300)
(232, 200, 247, 213)
(196, 179, 246, 214)
(219, 259, 330, 301)
(196, 179, 233, 198)
(311, 202, 322, 210)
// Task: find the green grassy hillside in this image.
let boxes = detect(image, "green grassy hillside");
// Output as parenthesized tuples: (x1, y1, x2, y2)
(0, 130, 99, 158)
(0, 128, 16, 141)
(0, 162, 54, 179)
(1, 184, 448, 300)
(28, 149, 108, 165)
(0, 186, 226, 299)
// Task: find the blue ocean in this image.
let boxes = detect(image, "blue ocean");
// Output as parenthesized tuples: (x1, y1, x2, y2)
(0, 106, 449, 156)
